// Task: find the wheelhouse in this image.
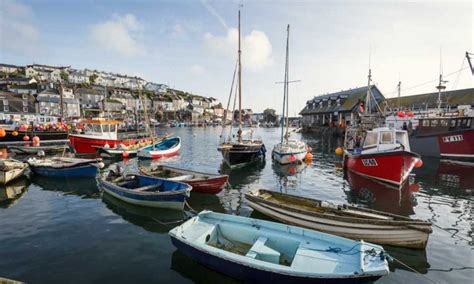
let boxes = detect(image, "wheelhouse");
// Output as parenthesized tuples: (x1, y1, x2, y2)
(80, 119, 121, 140)
(345, 127, 410, 154)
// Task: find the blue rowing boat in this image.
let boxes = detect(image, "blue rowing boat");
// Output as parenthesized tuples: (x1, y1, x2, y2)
(27, 157, 103, 177)
(97, 174, 191, 210)
(170, 211, 389, 283)
(137, 137, 181, 159)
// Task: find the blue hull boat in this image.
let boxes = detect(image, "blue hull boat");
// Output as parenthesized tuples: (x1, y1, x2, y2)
(27, 157, 102, 177)
(97, 174, 191, 210)
(137, 137, 181, 159)
(170, 211, 389, 283)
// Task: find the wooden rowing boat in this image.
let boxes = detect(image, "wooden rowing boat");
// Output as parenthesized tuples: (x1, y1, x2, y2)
(138, 164, 228, 194)
(97, 173, 192, 210)
(27, 157, 103, 177)
(169, 210, 389, 283)
(245, 189, 432, 249)
(7, 144, 70, 155)
(0, 159, 28, 185)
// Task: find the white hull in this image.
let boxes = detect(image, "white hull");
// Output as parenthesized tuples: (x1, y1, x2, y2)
(0, 163, 27, 185)
(272, 149, 307, 164)
(247, 199, 429, 248)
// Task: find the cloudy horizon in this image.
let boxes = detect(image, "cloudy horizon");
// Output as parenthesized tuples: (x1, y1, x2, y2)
(0, 0, 472, 115)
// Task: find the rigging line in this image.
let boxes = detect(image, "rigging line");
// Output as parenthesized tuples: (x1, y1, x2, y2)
(385, 66, 469, 96)
(451, 57, 466, 91)
(228, 73, 239, 142)
(221, 59, 238, 139)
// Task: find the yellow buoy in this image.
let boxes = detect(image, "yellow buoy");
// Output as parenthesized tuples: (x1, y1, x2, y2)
(335, 147, 343, 156)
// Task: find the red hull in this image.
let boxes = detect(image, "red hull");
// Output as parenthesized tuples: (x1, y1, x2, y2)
(139, 169, 228, 194)
(437, 129, 474, 160)
(147, 150, 180, 159)
(69, 135, 137, 154)
(344, 150, 420, 186)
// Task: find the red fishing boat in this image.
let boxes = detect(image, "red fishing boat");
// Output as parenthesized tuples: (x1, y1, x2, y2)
(343, 127, 422, 186)
(69, 119, 148, 154)
(138, 164, 228, 194)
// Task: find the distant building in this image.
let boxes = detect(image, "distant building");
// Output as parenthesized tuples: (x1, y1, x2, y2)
(145, 82, 168, 94)
(75, 88, 105, 110)
(0, 90, 35, 115)
(300, 85, 385, 130)
(69, 70, 90, 84)
(37, 88, 80, 118)
(0, 77, 37, 86)
(0, 63, 22, 74)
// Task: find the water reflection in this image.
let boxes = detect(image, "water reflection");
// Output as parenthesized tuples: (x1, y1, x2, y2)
(31, 175, 100, 199)
(219, 160, 265, 190)
(345, 171, 418, 216)
(102, 192, 187, 234)
(0, 176, 29, 208)
(171, 250, 239, 283)
(271, 162, 308, 193)
(385, 246, 430, 274)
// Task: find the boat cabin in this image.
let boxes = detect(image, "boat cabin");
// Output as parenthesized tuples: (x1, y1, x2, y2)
(345, 127, 410, 154)
(416, 117, 473, 136)
(79, 119, 121, 140)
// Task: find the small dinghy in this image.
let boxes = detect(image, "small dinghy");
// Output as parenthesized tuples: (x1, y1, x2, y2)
(137, 137, 181, 159)
(138, 164, 228, 194)
(97, 144, 138, 159)
(7, 144, 70, 155)
(97, 173, 192, 210)
(170, 211, 389, 283)
(27, 157, 104, 177)
(0, 159, 28, 185)
(245, 189, 432, 249)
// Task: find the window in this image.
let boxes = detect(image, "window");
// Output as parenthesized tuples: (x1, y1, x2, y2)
(467, 119, 472, 128)
(22, 94, 28, 99)
(396, 132, 408, 147)
(3, 99, 8, 105)
(22, 100, 28, 106)
(3, 105, 9, 112)
(431, 120, 439, 127)
(110, 124, 116, 132)
(440, 119, 449, 127)
(23, 107, 28, 112)
(363, 132, 378, 147)
(102, 124, 110, 132)
(422, 120, 430, 127)
(380, 132, 393, 144)
(450, 119, 456, 128)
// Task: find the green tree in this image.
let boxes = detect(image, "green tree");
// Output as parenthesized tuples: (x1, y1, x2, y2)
(60, 71, 69, 82)
(89, 74, 98, 84)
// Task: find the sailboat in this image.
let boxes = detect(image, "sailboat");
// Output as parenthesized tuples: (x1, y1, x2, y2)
(217, 9, 266, 167)
(272, 25, 307, 165)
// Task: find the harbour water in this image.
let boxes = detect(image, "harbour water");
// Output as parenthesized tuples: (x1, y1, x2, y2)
(0, 127, 472, 283)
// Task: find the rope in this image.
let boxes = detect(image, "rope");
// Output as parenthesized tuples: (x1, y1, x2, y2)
(390, 256, 436, 283)
(151, 217, 185, 226)
(184, 200, 198, 214)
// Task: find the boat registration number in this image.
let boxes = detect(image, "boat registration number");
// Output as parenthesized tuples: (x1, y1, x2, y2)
(442, 135, 463, 143)
(362, 159, 378, 167)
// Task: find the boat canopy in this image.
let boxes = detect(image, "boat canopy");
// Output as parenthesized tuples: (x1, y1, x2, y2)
(362, 127, 410, 153)
(81, 119, 120, 139)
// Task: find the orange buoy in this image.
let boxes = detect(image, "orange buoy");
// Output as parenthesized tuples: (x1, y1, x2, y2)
(32, 136, 40, 146)
(0, 128, 5, 138)
(12, 131, 18, 136)
(415, 159, 423, 168)
(23, 135, 30, 141)
(305, 152, 313, 161)
(335, 147, 343, 156)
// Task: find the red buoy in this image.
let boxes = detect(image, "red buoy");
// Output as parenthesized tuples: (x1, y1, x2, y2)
(397, 111, 405, 118)
(23, 135, 30, 141)
(415, 159, 423, 168)
(122, 151, 129, 158)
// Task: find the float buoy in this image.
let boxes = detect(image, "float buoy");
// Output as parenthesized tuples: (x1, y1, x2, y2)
(23, 135, 30, 141)
(12, 131, 18, 136)
(397, 111, 405, 118)
(415, 159, 423, 168)
(289, 155, 296, 162)
(335, 147, 343, 156)
(122, 151, 129, 158)
(0, 128, 5, 138)
(32, 136, 40, 146)
(305, 152, 313, 161)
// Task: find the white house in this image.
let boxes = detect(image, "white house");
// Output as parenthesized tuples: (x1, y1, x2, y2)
(145, 82, 168, 94)
(69, 70, 90, 84)
(0, 63, 21, 74)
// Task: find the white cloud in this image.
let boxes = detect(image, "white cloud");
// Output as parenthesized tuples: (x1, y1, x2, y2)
(0, 0, 40, 56)
(204, 28, 273, 71)
(189, 64, 205, 75)
(91, 13, 145, 57)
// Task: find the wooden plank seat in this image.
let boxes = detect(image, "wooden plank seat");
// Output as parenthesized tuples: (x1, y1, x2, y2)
(245, 236, 280, 264)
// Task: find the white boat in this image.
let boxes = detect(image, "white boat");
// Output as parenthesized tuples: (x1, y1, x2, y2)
(0, 159, 28, 185)
(245, 189, 432, 249)
(169, 210, 389, 283)
(272, 25, 307, 165)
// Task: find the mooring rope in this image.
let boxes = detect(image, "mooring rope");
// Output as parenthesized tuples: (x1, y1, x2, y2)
(389, 255, 437, 284)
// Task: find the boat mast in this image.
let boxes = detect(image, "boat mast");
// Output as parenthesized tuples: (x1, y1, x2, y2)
(365, 68, 372, 115)
(280, 25, 288, 144)
(397, 81, 401, 110)
(284, 24, 290, 143)
(236, 9, 243, 143)
(466, 51, 474, 75)
(436, 73, 447, 113)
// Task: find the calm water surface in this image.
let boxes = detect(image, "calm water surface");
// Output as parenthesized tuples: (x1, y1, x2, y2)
(0, 127, 472, 283)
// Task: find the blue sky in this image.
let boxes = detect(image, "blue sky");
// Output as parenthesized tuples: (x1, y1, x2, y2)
(0, 0, 472, 114)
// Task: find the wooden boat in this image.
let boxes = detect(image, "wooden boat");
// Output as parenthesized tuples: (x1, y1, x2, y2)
(245, 189, 432, 249)
(97, 145, 138, 159)
(7, 144, 70, 155)
(97, 173, 191, 210)
(138, 164, 228, 194)
(0, 159, 28, 185)
(137, 137, 181, 159)
(169, 210, 389, 283)
(27, 157, 104, 177)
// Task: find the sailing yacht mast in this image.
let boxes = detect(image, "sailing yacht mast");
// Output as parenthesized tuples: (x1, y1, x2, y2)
(280, 25, 288, 144)
(284, 24, 290, 142)
(237, 8, 243, 143)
